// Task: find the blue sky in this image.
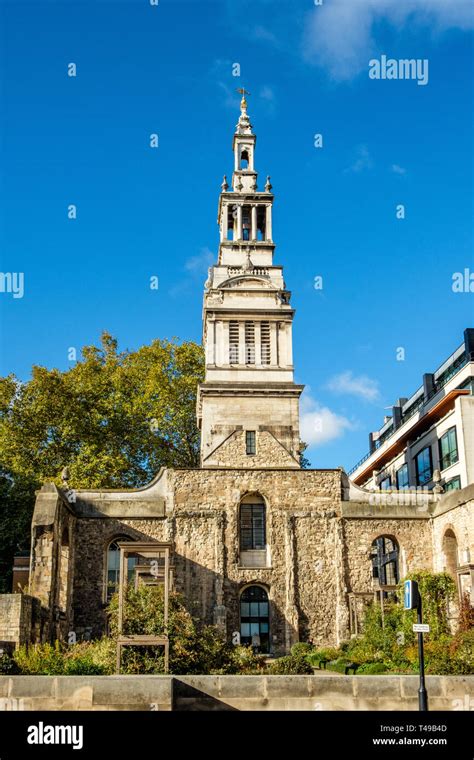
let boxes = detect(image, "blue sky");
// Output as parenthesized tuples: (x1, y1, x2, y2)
(0, 0, 472, 469)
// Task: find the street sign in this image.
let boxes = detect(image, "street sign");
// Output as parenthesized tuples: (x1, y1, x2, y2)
(403, 579, 429, 711)
(404, 579, 420, 610)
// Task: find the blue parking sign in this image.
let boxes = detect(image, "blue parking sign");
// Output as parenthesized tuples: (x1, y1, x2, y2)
(404, 579, 419, 610)
(404, 580, 412, 609)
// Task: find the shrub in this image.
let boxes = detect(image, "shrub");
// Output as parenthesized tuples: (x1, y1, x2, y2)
(397, 571, 456, 640)
(63, 657, 108, 675)
(268, 643, 314, 675)
(227, 645, 266, 674)
(268, 655, 312, 675)
(326, 658, 351, 674)
(307, 647, 341, 668)
(339, 572, 471, 676)
(0, 652, 20, 674)
(458, 593, 474, 632)
(108, 584, 251, 675)
(424, 630, 474, 675)
(13, 642, 65, 675)
(290, 642, 313, 657)
(357, 662, 388, 675)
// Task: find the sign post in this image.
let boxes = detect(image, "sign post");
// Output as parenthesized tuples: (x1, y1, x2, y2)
(403, 579, 429, 711)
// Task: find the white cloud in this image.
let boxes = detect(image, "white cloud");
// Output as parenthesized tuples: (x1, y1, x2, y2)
(303, 0, 474, 81)
(259, 85, 277, 115)
(326, 371, 381, 402)
(345, 145, 373, 173)
(184, 247, 214, 274)
(260, 85, 275, 103)
(300, 392, 356, 446)
(217, 81, 240, 110)
(391, 163, 407, 175)
(252, 25, 278, 45)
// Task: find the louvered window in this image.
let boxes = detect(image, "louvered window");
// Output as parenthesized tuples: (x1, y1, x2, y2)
(261, 321, 271, 364)
(245, 321, 255, 364)
(229, 321, 239, 363)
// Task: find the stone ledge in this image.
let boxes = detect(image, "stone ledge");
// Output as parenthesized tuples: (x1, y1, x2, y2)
(0, 675, 472, 711)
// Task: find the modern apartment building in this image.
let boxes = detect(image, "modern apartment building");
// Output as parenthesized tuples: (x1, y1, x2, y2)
(349, 329, 474, 492)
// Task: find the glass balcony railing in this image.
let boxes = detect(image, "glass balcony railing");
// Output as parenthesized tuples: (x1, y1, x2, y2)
(348, 351, 470, 477)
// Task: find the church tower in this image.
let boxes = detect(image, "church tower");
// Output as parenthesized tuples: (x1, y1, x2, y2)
(197, 93, 304, 467)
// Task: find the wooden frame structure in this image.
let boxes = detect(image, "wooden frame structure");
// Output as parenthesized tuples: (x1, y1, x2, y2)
(116, 541, 173, 674)
(348, 584, 398, 635)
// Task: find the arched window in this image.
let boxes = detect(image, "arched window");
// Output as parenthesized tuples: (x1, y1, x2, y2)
(442, 529, 458, 577)
(371, 536, 399, 586)
(240, 585, 269, 653)
(105, 538, 138, 602)
(240, 495, 266, 551)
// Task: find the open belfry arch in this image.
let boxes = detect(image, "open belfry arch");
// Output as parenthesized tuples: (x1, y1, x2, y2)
(197, 92, 304, 468)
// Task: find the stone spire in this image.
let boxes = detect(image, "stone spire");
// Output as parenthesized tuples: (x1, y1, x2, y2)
(196, 98, 304, 468)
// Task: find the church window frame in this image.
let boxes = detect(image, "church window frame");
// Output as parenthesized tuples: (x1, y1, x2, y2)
(239, 584, 270, 653)
(371, 535, 399, 587)
(245, 430, 256, 456)
(104, 536, 137, 603)
(240, 495, 266, 551)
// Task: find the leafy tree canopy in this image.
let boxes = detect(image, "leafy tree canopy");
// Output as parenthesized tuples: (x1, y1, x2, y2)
(0, 332, 204, 589)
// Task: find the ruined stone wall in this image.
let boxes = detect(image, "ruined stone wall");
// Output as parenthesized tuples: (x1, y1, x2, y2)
(66, 468, 342, 651)
(28, 485, 76, 642)
(432, 486, 474, 604)
(0, 594, 42, 647)
(27, 471, 473, 653)
(169, 468, 343, 652)
(72, 517, 169, 638)
(341, 512, 434, 594)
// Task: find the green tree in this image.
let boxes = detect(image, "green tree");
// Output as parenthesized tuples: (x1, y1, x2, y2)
(0, 333, 204, 591)
(299, 441, 311, 469)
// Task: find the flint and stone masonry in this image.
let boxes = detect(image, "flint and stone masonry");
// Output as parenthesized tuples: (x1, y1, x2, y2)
(2, 97, 472, 653)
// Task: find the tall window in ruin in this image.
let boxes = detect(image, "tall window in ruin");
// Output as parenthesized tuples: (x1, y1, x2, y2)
(229, 321, 239, 364)
(261, 321, 271, 364)
(240, 585, 270, 653)
(240, 495, 266, 551)
(105, 538, 138, 602)
(371, 536, 399, 586)
(442, 529, 459, 578)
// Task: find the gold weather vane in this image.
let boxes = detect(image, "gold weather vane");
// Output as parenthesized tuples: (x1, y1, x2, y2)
(236, 87, 250, 108)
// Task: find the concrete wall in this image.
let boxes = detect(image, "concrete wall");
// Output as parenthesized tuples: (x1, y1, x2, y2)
(0, 675, 472, 711)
